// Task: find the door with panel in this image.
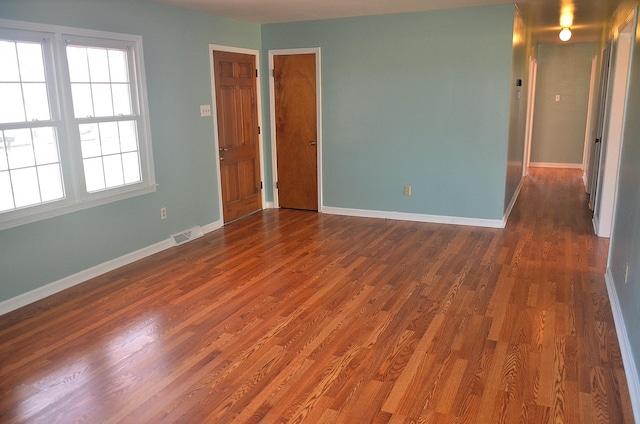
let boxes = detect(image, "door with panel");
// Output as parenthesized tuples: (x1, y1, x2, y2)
(273, 53, 318, 211)
(213, 50, 262, 222)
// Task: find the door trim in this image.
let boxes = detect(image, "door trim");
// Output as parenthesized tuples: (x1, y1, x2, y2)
(209, 44, 266, 222)
(594, 14, 636, 237)
(582, 55, 598, 188)
(523, 56, 538, 176)
(268, 48, 322, 210)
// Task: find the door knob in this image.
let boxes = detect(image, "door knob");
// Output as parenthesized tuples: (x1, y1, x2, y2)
(219, 147, 228, 152)
(220, 157, 225, 161)
(309, 141, 317, 146)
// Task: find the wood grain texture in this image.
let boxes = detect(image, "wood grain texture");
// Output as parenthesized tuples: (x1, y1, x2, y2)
(0, 168, 634, 423)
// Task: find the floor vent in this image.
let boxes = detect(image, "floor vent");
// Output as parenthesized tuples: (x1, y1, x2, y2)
(171, 226, 204, 246)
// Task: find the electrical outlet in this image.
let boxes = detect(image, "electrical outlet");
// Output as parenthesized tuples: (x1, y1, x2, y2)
(625, 263, 629, 283)
(161, 207, 167, 220)
(200, 104, 211, 117)
(404, 185, 411, 196)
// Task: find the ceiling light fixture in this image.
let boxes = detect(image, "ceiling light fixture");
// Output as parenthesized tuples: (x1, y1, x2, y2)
(559, 27, 572, 42)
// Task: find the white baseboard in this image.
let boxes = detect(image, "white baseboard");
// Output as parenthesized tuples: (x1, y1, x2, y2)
(530, 162, 583, 169)
(263, 201, 275, 209)
(202, 219, 223, 234)
(593, 215, 601, 237)
(0, 219, 224, 317)
(320, 206, 505, 229)
(604, 268, 640, 423)
(503, 177, 524, 225)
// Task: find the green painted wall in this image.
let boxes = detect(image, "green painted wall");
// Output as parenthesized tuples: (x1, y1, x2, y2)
(0, 2, 523, 305)
(262, 6, 516, 220)
(609, 9, 640, 396)
(0, 0, 261, 301)
(531, 42, 595, 164)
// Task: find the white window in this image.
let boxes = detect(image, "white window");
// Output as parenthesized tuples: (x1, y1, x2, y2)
(0, 20, 155, 230)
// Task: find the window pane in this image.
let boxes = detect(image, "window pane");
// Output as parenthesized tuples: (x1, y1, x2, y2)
(37, 163, 64, 202)
(6, 128, 35, 169)
(0, 41, 20, 82)
(66, 46, 90, 83)
(0, 126, 64, 212)
(71, 83, 94, 118)
(79, 119, 141, 192)
(112, 84, 132, 116)
(99, 122, 120, 155)
(87, 48, 110, 83)
(80, 123, 101, 158)
(122, 151, 141, 184)
(0, 171, 14, 211)
(12, 167, 40, 207)
(83, 157, 105, 192)
(119, 121, 138, 152)
(33, 127, 59, 165)
(23, 83, 51, 121)
(17, 42, 45, 82)
(92, 83, 113, 117)
(103, 154, 124, 188)
(108, 49, 128, 83)
(0, 83, 26, 123)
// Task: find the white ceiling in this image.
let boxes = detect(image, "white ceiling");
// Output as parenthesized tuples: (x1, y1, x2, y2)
(152, 0, 622, 44)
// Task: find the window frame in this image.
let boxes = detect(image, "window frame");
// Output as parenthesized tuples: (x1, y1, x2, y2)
(0, 19, 156, 231)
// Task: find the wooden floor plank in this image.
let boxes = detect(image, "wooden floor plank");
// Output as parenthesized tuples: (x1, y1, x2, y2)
(0, 168, 634, 423)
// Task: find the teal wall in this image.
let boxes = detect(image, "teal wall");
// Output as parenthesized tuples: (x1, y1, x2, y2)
(531, 42, 595, 164)
(262, 6, 516, 220)
(0, 2, 522, 305)
(0, 0, 261, 301)
(609, 9, 640, 394)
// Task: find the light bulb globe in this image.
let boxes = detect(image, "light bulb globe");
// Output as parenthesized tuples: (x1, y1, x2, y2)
(559, 27, 572, 42)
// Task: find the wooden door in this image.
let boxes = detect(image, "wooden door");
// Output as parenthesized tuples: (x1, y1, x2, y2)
(274, 54, 318, 211)
(588, 41, 612, 211)
(213, 50, 262, 223)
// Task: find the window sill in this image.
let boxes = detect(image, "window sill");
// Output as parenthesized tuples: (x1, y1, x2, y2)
(0, 183, 158, 231)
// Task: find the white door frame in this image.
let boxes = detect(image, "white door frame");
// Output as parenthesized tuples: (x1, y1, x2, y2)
(268, 48, 322, 210)
(582, 56, 598, 189)
(523, 56, 538, 175)
(209, 44, 266, 222)
(594, 15, 635, 237)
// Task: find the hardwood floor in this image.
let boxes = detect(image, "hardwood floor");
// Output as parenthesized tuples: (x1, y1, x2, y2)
(0, 168, 634, 423)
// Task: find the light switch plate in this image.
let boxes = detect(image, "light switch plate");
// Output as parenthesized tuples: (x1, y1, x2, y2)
(200, 104, 212, 117)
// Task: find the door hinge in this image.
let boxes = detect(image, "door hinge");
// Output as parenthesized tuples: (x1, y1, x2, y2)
(256, 69, 258, 78)
(258, 126, 261, 135)
(276, 181, 279, 189)
(272, 69, 275, 77)
(260, 181, 263, 189)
